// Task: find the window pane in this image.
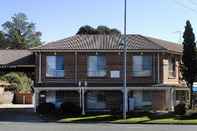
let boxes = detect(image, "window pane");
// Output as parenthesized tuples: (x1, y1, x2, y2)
(133, 56, 143, 76)
(87, 56, 106, 77)
(132, 55, 152, 77)
(56, 56, 64, 77)
(46, 56, 56, 77)
(169, 58, 176, 78)
(142, 56, 152, 76)
(46, 56, 64, 77)
(88, 56, 97, 76)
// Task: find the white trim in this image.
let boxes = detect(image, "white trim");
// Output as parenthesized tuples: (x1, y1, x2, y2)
(175, 88, 189, 91)
(34, 86, 174, 91)
(34, 87, 80, 91)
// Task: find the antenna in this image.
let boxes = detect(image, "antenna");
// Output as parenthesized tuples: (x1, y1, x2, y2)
(172, 31, 182, 44)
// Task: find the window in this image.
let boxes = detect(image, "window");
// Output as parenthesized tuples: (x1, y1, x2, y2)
(169, 58, 176, 78)
(46, 56, 64, 77)
(87, 56, 106, 77)
(142, 91, 152, 102)
(132, 55, 152, 77)
(176, 90, 188, 102)
(86, 92, 106, 110)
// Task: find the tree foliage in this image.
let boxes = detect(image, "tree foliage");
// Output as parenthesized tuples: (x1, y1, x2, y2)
(181, 20, 197, 108)
(76, 25, 121, 35)
(0, 13, 42, 49)
(0, 72, 32, 93)
(0, 31, 7, 48)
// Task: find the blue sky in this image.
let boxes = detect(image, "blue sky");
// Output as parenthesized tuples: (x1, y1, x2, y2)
(1, 0, 197, 43)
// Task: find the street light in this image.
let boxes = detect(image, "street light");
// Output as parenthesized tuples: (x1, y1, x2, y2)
(123, 0, 127, 119)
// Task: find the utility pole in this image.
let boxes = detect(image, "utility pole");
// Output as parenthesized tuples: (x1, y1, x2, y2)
(123, 0, 127, 119)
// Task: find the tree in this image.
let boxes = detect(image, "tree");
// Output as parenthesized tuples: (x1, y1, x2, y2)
(181, 20, 197, 109)
(0, 31, 7, 48)
(76, 25, 121, 35)
(76, 25, 97, 35)
(0, 13, 42, 49)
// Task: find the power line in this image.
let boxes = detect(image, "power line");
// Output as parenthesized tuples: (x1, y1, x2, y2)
(172, 0, 197, 13)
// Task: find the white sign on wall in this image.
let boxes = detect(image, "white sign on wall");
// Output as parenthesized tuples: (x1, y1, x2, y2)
(110, 70, 120, 78)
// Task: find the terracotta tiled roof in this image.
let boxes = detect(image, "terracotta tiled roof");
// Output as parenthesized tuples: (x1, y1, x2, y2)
(145, 36, 183, 54)
(0, 50, 34, 66)
(32, 34, 182, 54)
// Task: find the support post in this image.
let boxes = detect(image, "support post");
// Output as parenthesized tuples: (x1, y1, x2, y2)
(79, 89, 82, 109)
(34, 89, 39, 112)
(81, 87, 85, 115)
(170, 88, 175, 111)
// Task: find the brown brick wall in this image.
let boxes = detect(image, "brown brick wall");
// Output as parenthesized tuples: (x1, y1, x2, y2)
(35, 52, 181, 86)
(77, 52, 155, 83)
(152, 90, 166, 111)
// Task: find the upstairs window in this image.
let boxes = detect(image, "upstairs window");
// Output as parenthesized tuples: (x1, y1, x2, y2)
(132, 55, 152, 77)
(46, 56, 64, 77)
(87, 56, 106, 77)
(168, 58, 176, 78)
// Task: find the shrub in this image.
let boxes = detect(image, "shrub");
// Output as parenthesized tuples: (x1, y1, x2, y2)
(174, 103, 186, 115)
(0, 72, 32, 93)
(37, 102, 56, 114)
(60, 102, 81, 114)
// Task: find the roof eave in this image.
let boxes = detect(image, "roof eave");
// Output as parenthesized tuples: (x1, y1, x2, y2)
(31, 49, 170, 53)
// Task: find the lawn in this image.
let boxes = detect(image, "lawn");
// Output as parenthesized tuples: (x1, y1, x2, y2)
(58, 113, 197, 125)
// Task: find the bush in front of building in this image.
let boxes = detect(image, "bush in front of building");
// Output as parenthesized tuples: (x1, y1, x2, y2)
(37, 102, 56, 114)
(174, 103, 186, 115)
(0, 72, 32, 93)
(59, 102, 81, 114)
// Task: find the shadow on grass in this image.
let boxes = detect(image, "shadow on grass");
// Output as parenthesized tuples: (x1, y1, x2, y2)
(41, 111, 197, 124)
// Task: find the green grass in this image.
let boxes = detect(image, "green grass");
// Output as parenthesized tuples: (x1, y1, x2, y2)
(58, 113, 197, 124)
(59, 114, 113, 122)
(145, 118, 197, 124)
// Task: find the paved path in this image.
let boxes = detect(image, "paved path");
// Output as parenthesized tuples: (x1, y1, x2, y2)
(0, 104, 34, 108)
(0, 123, 197, 131)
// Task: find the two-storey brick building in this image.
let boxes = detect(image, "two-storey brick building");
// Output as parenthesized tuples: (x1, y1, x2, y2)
(32, 34, 189, 113)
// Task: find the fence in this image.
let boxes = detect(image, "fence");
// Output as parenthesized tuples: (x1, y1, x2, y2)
(14, 93, 32, 104)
